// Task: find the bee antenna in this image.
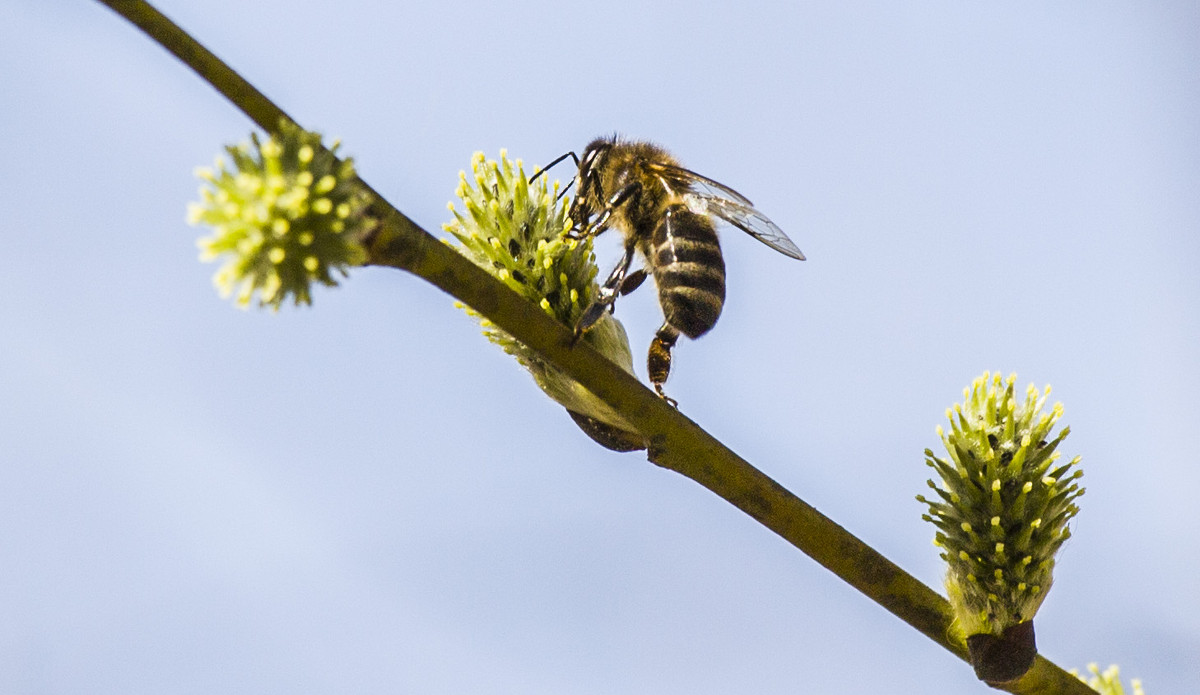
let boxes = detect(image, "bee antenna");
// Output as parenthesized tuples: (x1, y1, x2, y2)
(529, 151, 580, 184)
(555, 178, 577, 201)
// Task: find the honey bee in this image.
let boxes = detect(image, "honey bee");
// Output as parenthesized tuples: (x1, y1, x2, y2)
(536, 135, 805, 405)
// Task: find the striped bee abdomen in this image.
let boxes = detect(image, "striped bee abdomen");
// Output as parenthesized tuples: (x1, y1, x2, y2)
(647, 204, 726, 339)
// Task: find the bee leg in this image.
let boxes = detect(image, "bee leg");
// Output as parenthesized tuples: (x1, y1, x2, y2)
(573, 237, 640, 344)
(647, 324, 680, 408)
(566, 178, 643, 240)
(588, 181, 642, 233)
(619, 268, 648, 296)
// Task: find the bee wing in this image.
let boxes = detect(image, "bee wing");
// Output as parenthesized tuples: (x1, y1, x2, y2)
(649, 162, 805, 261)
(650, 162, 757, 206)
(685, 192, 806, 261)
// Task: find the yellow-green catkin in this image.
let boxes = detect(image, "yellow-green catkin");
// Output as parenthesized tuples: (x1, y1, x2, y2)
(1071, 663, 1146, 695)
(917, 372, 1084, 638)
(444, 150, 641, 448)
(188, 121, 370, 309)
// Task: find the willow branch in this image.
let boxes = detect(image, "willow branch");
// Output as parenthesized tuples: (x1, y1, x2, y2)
(95, 2, 1096, 692)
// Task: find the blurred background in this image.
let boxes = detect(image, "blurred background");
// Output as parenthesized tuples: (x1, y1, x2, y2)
(2, 1, 1197, 692)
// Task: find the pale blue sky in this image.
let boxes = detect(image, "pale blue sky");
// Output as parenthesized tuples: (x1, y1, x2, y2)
(2, 1, 1198, 693)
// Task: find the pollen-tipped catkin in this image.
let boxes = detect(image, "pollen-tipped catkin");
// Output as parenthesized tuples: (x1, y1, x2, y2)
(1071, 663, 1146, 695)
(444, 150, 642, 451)
(189, 121, 370, 309)
(917, 372, 1084, 682)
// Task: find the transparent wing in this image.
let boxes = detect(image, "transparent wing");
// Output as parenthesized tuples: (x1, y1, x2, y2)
(650, 162, 756, 206)
(648, 161, 805, 260)
(694, 195, 805, 260)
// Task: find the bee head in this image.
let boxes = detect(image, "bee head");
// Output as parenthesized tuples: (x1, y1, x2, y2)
(569, 138, 615, 230)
